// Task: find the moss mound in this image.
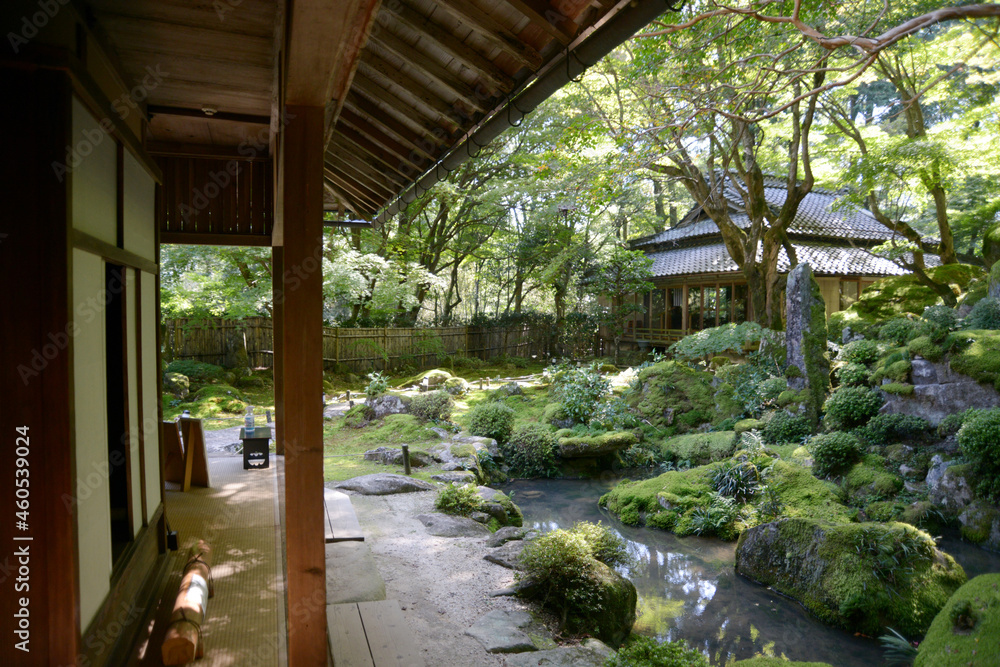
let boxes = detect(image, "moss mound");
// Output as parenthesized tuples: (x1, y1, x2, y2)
(626, 360, 732, 432)
(914, 574, 1000, 667)
(557, 431, 637, 458)
(736, 519, 966, 636)
(945, 329, 1000, 390)
(659, 431, 737, 466)
(843, 459, 903, 506)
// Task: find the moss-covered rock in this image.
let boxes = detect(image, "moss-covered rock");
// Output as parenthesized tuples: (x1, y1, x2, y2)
(163, 372, 190, 398)
(732, 659, 834, 667)
(946, 329, 1000, 390)
(542, 402, 568, 426)
(626, 361, 731, 431)
(734, 418, 766, 434)
(736, 519, 966, 636)
(557, 431, 637, 458)
(914, 574, 1000, 667)
(958, 501, 1000, 549)
(659, 431, 736, 466)
(880, 382, 915, 395)
(843, 460, 903, 506)
(908, 335, 945, 362)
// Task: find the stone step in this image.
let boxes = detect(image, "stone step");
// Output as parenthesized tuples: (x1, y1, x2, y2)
(325, 488, 365, 543)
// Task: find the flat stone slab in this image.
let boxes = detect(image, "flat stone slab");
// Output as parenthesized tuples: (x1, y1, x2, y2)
(485, 540, 525, 570)
(431, 471, 477, 484)
(486, 526, 524, 548)
(415, 513, 491, 537)
(331, 474, 434, 495)
(325, 541, 386, 604)
(504, 639, 615, 667)
(465, 610, 536, 654)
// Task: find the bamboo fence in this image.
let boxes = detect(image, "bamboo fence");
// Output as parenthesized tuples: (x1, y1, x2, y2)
(162, 317, 554, 371)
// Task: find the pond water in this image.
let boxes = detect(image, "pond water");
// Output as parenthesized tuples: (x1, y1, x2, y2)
(505, 476, 1000, 667)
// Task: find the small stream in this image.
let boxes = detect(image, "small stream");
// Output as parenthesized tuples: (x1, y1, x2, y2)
(506, 476, 1000, 667)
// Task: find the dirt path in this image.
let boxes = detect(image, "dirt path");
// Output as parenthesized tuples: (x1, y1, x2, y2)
(349, 491, 550, 667)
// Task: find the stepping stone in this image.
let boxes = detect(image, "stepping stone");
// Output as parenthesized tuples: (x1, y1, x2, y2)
(415, 513, 490, 537)
(485, 540, 525, 570)
(431, 471, 477, 484)
(486, 526, 524, 548)
(331, 473, 434, 495)
(465, 610, 536, 654)
(325, 541, 385, 605)
(504, 639, 615, 666)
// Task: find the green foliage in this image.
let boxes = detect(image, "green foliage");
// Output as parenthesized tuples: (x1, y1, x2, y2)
(164, 360, 225, 383)
(957, 407, 1000, 501)
(856, 414, 929, 447)
(550, 363, 611, 425)
(842, 265, 984, 324)
(626, 360, 726, 430)
(343, 403, 373, 428)
(568, 521, 631, 569)
(963, 297, 1000, 330)
(823, 386, 884, 430)
(712, 459, 762, 503)
(835, 362, 870, 387)
(879, 318, 917, 347)
(435, 483, 484, 516)
(762, 411, 812, 444)
(907, 335, 944, 362)
(502, 423, 559, 478)
(605, 636, 709, 667)
(809, 432, 863, 477)
(467, 401, 516, 444)
(590, 396, 642, 430)
(365, 371, 389, 398)
(714, 351, 784, 417)
(879, 627, 918, 667)
(659, 432, 736, 466)
(667, 323, 775, 363)
(944, 330, 1000, 389)
(881, 382, 915, 395)
(922, 305, 959, 332)
(839, 339, 880, 366)
(408, 390, 454, 422)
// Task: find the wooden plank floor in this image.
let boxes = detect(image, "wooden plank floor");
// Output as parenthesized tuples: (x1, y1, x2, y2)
(325, 488, 365, 543)
(137, 454, 286, 666)
(329, 601, 424, 667)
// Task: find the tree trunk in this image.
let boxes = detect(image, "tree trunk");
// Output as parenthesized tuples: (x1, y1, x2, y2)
(928, 183, 958, 264)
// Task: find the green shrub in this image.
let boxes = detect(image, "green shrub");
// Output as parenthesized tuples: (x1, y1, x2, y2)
(840, 339, 880, 365)
(165, 360, 225, 382)
(879, 317, 917, 347)
(550, 364, 611, 425)
(957, 407, 1000, 501)
(908, 335, 944, 362)
(937, 409, 975, 437)
(365, 371, 389, 398)
(467, 401, 515, 444)
(502, 424, 559, 478)
(667, 322, 775, 363)
(591, 396, 642, 430)
(835, 362, 870, 387)
(343, 403, 373, 428)
(452, 354, 486, 369)
(712, 459, 762, 502)
(408, 390, 454, 422)
(856, 413, 929, 447)
(714, 352, 784, 417)
(922, 305, 959, 331)
(810, 432, 863, 477)
(434, 483, 484, 516)
(568, 521, 631, 568)
(823, 386, 884, 430)
(963, 297, 1000, 330)
(762, 411, 813, 444)
(759, 376, 788, 402)
(606, 636, 709, 667)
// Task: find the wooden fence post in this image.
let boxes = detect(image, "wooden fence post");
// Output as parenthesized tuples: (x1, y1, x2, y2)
(334, 328, 339, 366)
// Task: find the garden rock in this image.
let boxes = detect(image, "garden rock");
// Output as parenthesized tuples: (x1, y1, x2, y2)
(557, 431, 637, 458)
(785, 262, 830, 423)
(464, 610, 536, 654)
(415, 513, 490, 537)
(362, 446, 433, 468)
(443, 377, 469, 395)
(486, 526, 524, 548)
(736, 518, 966, 635)
(484, 540, 525, 570)
(430, 471, 477, 484)
(504, 639, 614, 667)
(429, 426, 452, 440)
(926, 456, 975, 512)
(331, 474, 434, 496)
(881, 361, 1000, 425)
(365, 394, 408, 419)
(958, 501, 1000, 551)
(420, 369, 452, 387)
(163, 372, 190, 399)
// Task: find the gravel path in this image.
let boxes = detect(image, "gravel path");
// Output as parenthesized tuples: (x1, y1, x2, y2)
(349, 490, 552, 667)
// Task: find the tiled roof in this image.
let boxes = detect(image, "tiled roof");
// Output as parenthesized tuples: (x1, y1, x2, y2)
(633, 186, 896, 248)
(645, 242, 940, 279)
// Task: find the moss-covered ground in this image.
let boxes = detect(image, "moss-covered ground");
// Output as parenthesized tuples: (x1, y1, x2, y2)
(659, 431, 737, 465)
(731, 659, 833, 667)
(914, 574, 1000, 667)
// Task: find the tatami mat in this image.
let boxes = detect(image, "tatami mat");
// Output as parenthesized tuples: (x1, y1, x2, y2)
(159, 455, 287, 667)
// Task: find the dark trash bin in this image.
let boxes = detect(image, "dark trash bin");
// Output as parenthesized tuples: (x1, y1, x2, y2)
(240, 426, 271, 470)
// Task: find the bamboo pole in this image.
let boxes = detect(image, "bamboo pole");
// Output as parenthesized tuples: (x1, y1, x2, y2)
(162, 540, 213, 665)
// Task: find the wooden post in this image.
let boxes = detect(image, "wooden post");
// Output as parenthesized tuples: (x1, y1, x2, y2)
(334, 327, 340, 366)
(281, 105, 327, 666)
(402, 445, 411, 476)
(272, 246, 284, 456)
(383, 326, 388, 370)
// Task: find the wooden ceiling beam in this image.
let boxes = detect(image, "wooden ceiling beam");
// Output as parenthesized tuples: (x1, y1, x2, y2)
(147, 105, 270, 125)
(428, 0, 543, 70)
(351, 73, 458, 139)
(327, 140, 406, 194)
(369, 31, 488, 113)
(335, 125, 422, 179)
(338, 108, 435, 166)
(345, 91, 448, 150)
(323, 165, 384, 211)
(356, 59, 464, 129)
(383, 3, 515, 95)
(503, 0, 579, 44)
(325, 158, 396, 202)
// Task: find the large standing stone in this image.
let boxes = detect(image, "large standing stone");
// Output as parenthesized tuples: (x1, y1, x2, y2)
(365, 393, 408, 419)
(990, 259, 1000, 300)
(785, 263, 830, 424)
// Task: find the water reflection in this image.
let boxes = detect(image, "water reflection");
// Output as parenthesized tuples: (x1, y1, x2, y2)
(507, 477, 890, 666)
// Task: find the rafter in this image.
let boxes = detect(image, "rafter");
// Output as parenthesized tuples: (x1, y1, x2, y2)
(429, 0, 543, 70)
(502, 0, 578, 44)
(358, 53, 472, 123)
(351, 72, 458, 136)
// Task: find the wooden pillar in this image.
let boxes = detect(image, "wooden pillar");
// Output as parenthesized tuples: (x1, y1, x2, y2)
(281, 106, 327, 666)
(272, 246, 284, 455)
